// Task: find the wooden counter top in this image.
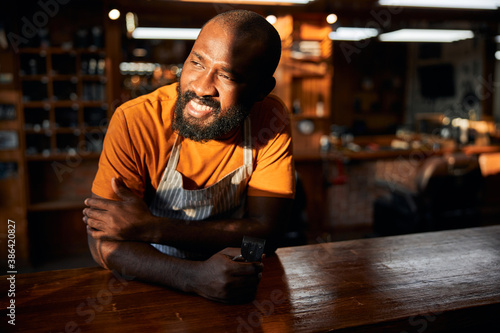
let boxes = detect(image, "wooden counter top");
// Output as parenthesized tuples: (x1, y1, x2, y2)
(2, 226, 500, 332)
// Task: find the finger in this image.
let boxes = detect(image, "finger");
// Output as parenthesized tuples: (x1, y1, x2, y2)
(83, 208, 106, 223)
(84, 197, 118, 210)
(85, 212, 108, 232)
(231, 261, 264, 276)
(219, 247, 242, 258)
(111, 177, 136, 202)
(86, 225, 103, 238)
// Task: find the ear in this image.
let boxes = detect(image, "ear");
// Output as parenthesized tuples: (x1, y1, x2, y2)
(255, 76, 276, 101)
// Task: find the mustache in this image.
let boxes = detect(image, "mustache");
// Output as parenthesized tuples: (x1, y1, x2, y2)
(182, 90, 221, 111)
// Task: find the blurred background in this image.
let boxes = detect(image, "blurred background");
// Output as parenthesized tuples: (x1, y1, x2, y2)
(0, 0, 499, 272)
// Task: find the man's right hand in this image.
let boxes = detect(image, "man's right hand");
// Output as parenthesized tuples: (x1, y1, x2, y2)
(189, 247, 264, 303)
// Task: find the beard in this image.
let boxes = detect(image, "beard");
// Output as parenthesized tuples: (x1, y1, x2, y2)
(172, 85, 253, 142)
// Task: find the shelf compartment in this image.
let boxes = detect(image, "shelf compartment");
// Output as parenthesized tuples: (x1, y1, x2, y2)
(21, 81, 49, 102)
(80, 53, 106, 75)
(24, 107, 50, 130)
(0, 161, 18, 179)
(51, 53, 77, 75)
(25, 133, 52, 156)
(291, 76, 329, 117)
(55, 106, 79, 128)
(83, 105, 107, 127)
(0, 169, 24, 209)
(0, 130, 19, 150)
(56, 132, 80, 153)
(82, 82, 106, 101)
(19, 53, 47, 76)
(53, 81, 78, 101)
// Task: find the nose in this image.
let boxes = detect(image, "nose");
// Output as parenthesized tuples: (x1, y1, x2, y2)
(191, 70, 218, 98)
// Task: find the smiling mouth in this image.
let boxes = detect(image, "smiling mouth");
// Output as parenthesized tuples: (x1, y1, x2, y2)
(186, 99, 216, 118)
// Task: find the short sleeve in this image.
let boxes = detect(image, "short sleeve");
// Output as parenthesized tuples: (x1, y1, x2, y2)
(91, 109, 145, 200)
(247, 96, 295, 199)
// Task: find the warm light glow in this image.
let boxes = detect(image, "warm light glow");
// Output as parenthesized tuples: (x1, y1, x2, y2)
(172, 0, 311, 4)
(496, 51, 500, 61)
(266, 15, 277, 24)
(108, 9, 121, 20)
(379, 29, 474, 43)
(326, 14, 338, 24)
(119, 62, 158, 75)
(379, 0, 500, 10)
(132, 27, 201, 40)
(329, 27, 378, 41)
(126, 12, 137, 33)
(132, 48, 148, 57)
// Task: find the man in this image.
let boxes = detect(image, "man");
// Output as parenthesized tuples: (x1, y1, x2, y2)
(83, 10, 295, 303)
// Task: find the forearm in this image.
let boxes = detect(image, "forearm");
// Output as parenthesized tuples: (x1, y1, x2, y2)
(87, 235, 264, 303)
(148, 216, 273, 253)
(88, 235, 198, 292)
(85, 190, 292, 255)
(144, 197, 292, 253)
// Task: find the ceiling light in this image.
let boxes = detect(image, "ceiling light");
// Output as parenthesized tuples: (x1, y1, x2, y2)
(108, 9, 121, 20)
(496, 51, 500, 60)
(126, 12, 137, 33)
(495, 36, 500, 43)
(266, 15, 277, 25)
(172, 0, 311, 4)
(329, 27, 378, 41)
(378, 0, 500, 10)
(132, 27, 201, 40)
(326, 14, 338, 24)
(379, 29, 474, 43)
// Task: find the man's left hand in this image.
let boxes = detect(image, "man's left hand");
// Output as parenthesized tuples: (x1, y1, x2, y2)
(83, 178, 157, 242)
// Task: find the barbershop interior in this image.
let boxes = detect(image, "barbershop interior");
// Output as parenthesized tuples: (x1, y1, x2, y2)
(1, 0, 500, 275)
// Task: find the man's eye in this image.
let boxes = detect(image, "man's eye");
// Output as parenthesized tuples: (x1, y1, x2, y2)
(220, 73, 234, 81)
(191, 61, 203, 68)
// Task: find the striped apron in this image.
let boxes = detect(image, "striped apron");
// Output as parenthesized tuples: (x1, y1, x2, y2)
(149, 117, 253, 259)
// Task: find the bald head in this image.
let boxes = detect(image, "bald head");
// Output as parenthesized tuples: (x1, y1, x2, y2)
(202, 10, 282, 79)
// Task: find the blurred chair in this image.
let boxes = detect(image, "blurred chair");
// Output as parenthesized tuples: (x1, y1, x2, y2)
(373, 153, 483, 236)
(478, 152, 500, 225)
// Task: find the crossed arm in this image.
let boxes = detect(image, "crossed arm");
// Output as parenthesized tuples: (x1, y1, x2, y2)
(84, 178, 292, 303)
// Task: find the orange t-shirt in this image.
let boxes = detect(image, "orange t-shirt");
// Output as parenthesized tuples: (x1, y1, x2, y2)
(92, 83, 295, 202)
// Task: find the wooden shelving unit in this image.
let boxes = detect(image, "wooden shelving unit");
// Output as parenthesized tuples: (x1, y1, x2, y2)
(14, 46, 114, 267)
(0, 0, 124, 270)
(19, 47, 109, 158)
(0, 49, 29, 269)
(273, 14, 333, 157)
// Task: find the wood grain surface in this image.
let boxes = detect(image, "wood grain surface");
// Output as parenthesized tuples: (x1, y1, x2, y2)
(2, 226, 500, 332)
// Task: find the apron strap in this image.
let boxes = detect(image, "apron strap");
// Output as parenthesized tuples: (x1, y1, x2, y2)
(243, 117, 253, 170)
